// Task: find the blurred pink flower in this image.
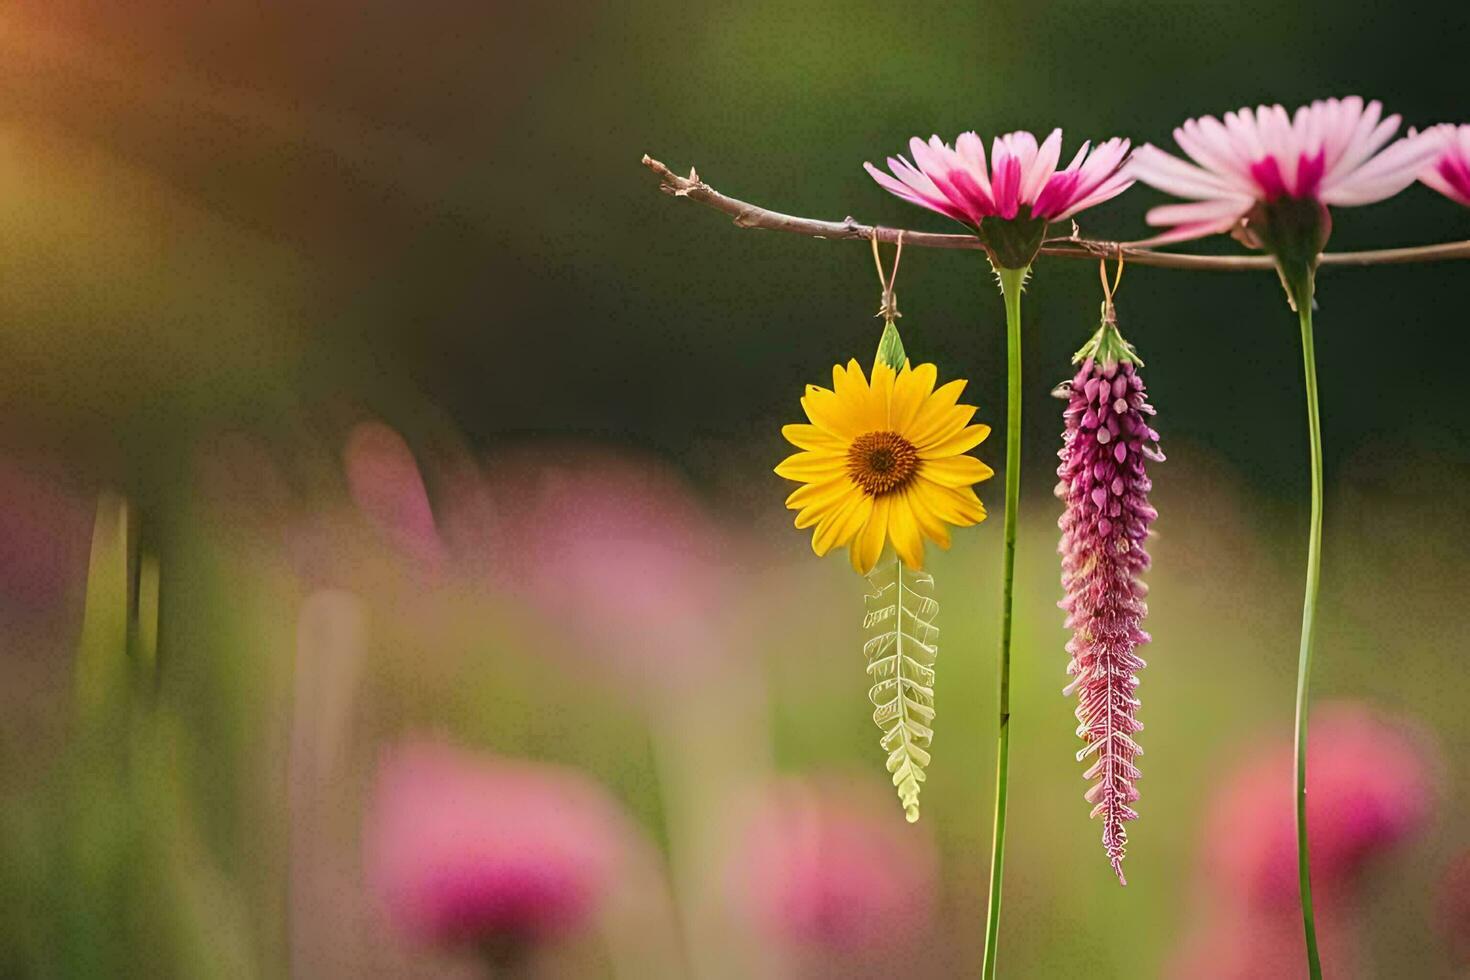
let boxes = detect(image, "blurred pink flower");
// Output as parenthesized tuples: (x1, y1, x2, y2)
(1131, 97, 1438, 246)
(0, 455, 91, 613)
(484, 447, 733, 687)
(342, 421, 445, 570)
(363, 739, 633, 951)
(728, 777, 937, 955)
(1208, 701, 1438, 908)
(1167, 903, 1361, 980)
(1420, 123, 1470, 207)
(1435, 850, 1470, 964)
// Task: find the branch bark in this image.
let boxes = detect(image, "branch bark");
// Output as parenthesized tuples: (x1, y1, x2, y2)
(642, 154, 1470, 272)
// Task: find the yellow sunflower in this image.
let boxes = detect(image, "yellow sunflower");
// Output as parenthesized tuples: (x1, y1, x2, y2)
(775, 359, 993, 574)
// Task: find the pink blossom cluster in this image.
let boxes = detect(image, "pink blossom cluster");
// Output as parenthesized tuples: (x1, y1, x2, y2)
(1056, 356, 1162, 884)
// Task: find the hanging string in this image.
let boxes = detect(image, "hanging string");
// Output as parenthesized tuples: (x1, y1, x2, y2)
(1099, 247, 1125, 324)
(872, 229, 904, 322)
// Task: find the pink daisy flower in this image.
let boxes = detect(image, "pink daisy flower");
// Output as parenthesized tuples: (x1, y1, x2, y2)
(1130, 97, 1440, 249)
(1420, 123, 1470, 207)
(1207, 701, 1438, 909)
(865, 130, 1133, 268)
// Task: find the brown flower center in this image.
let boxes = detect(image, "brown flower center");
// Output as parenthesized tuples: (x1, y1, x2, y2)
(847, 430, 919, 497)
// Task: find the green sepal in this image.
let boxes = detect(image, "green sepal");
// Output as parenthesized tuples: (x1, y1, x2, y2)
(980, 214, 1047, 271)
(1245, 197, 1328, 312)
(1072, 307, 1143, 370)
(873, 318, 907, 373)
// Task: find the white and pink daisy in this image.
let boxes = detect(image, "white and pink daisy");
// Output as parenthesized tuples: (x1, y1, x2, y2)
(1420, 124, 1470, 207)
(1130, 97, 1440, 248)
(864, 130, 1133, 268)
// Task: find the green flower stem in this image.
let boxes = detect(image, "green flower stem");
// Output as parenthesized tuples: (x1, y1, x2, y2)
(1292, 287, 1325, 980)
(982, 264, 1027, 980)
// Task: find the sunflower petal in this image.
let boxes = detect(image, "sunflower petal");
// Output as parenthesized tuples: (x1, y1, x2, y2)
(832, 360, 869, 404)
(775, 450, 848, 482)
(801, 385, 862, 440)
(906, 379, 967, 441)
(786, 477, 850, 523)
(812, 491, 872, 556)
(921, 454, 995, 487)
(903, 485, 952, 549)
(888, 495, 926, 570)
(781, 423, 848, 453)
(919, 423, 992, 459)
(850, 494, 890, 574)
(914, 478, 987, 526)
(911, 401, 978, 450)
(891, 362, 938, 433)
(870, 361, 898, 430)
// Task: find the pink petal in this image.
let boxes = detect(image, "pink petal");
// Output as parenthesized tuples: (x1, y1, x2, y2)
(1323, 131, 1443, 205)
(1175, 116, 1253, 190)
(1420, 125, 1470, 207)
(955, 131, 994, 196)
(1032, 170, 1082, 220)
(1052, 172, 1135, 221)
(865, 158, 970, 223)
(1248, 155, 1288, 200)
(1222, 109, 1267, 162)
(1145, 197, 1253, 226)
(1324, 101, 1393, 185)
(1020, 128, 1063, 206)
(1129, 145, 1238, 200)
(1130, 201, 1246, 246)
(991, 152, 1022, 219)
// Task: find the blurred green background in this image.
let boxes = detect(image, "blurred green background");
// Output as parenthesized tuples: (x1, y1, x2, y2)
(1, 2, 1468, 978)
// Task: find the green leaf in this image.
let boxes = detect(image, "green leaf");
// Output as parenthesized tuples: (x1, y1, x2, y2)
(863, 559, 939, 822)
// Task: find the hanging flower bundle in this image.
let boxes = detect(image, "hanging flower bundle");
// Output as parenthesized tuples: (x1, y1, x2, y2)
(1055, 271, 1163, 884)
(649, 91, 1470, 980)
(775, 241, 993, 822)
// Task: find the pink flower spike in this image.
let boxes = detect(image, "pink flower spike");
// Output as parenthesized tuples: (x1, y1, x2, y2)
(1420, 124, 1470, 207)
(865, 128, 1133, 265)
(1130, 97, 1442, 246)
(1056, 346, 1163, 884)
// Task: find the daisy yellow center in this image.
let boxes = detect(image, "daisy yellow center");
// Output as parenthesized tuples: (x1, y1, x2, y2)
(847, 430, 919, 497)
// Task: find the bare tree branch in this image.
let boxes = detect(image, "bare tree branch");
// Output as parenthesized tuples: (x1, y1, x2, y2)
(642, 154, 1470, 272)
